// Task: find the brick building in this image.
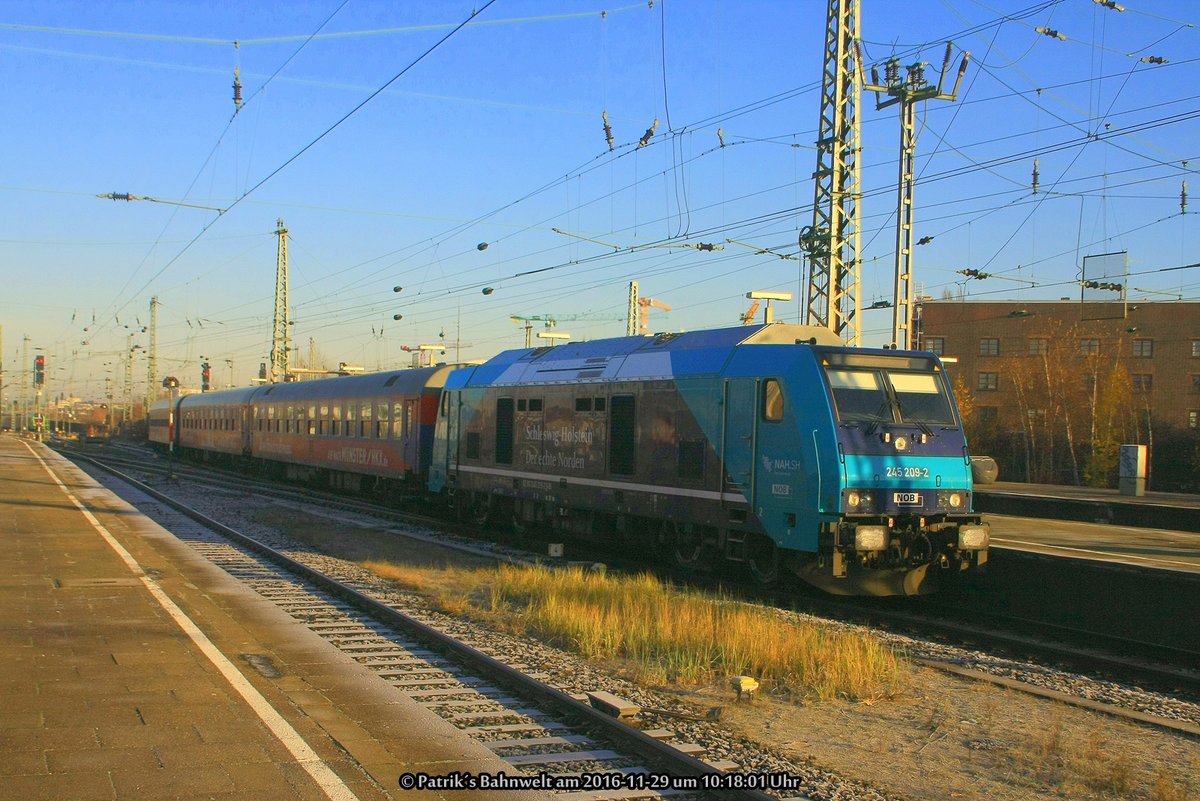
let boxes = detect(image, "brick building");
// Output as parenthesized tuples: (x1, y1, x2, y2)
(917, 300, 1200, 486)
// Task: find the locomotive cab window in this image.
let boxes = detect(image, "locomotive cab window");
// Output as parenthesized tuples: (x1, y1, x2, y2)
(888, 372, 956, 426)
(762, 379, 784, 422)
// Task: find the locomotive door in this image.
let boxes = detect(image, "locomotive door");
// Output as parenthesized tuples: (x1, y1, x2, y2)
(722, 378, 757, 507)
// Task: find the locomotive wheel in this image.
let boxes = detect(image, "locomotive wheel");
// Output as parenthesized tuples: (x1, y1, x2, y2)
(457, 492, 492, 527)
(667, 521, 704, 568)
(745, 533, 780, 585)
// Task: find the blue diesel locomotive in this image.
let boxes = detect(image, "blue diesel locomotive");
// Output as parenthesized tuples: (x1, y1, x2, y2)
(431, 323, 988, 595)
(149, 322, 988, 595)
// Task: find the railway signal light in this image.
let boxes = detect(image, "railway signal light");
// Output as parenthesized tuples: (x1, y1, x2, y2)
(201, 361, 211, 391)
(34, 355, 45, 386)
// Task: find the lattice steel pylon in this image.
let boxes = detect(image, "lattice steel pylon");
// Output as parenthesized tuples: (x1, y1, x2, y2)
(146, 295, 158, 414)
(800, 0, 863, 346)
(270, 218, 290, 382)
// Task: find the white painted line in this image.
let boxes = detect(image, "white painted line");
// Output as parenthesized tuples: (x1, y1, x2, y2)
(24, 442, 359, 801)
(992, 537, 1199, 571)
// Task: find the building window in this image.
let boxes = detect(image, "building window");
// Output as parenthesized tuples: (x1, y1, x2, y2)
(1190, 410, 1199, 429)
(1028, 338, 1048, 356)
(1193, 340, 1200, 358)
(979, 338, 1000, 357)
(1132, 374, 1153, 393)
(978, 406, 998, 423)
(1132, 339, 1154, 358)
(925, 337, 945, 355)
(977, 372, 998, 391)
(1080, 338, 1100, 356)
(1191, 375, 1200, 393)
(1083, 375, 1097, 394)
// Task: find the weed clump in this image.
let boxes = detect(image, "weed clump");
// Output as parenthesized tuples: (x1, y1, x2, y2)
(363, 560, 905, 702)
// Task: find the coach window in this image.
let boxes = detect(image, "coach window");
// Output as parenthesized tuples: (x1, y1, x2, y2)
(405, 400, 416, 439)
(392, 402, 404, 438)
(360, 402, 372, 438)
(377, 402, 389, 439)
(308, 405, 317, 435)
(762, 379, 784, 422)
(286, 405, 295, 434)
(345, 402, 356, 437)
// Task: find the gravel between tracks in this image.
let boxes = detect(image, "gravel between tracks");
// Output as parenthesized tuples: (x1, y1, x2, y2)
(118, 473, 1200, 801)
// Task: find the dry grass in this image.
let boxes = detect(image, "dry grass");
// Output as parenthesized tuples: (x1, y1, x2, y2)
(362, 560, 906, 701)
(1004, 711, 1145, 798)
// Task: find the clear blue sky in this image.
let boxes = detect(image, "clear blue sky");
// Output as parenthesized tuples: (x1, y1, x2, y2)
(2, 0, 1197, 399)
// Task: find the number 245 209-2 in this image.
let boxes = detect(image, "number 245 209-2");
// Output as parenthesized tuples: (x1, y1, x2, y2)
(886, 466, 929, 478)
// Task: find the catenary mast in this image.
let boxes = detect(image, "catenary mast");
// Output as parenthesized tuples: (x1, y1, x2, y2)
(801, 0, 863, 346)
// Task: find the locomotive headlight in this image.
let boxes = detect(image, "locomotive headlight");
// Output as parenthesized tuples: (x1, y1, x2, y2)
(958, 524, 990, 550)
(854, 525, 888, 552)
(844, 490, 873, 511)
(936, 490, 967, 510)
(893, 435, 909, 451)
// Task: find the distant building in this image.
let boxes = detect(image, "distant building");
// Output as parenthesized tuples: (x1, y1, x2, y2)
(917, 299, 1200, 487)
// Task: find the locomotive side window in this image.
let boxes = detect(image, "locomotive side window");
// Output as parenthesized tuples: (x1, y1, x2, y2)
(609, 394, 635, 476)
(529, 398, 543, 412)
(496, 397, 514, 465)
(517, 399, 527, 412)
(594, 397, 606, 412)
(762, 379, 784, 422)
(575, 397, 592, 412)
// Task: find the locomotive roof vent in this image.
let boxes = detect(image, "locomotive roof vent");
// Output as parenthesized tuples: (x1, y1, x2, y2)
(650, 332, 680, 346)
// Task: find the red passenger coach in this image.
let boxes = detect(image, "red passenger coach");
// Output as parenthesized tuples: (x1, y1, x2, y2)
(247, 366, 454, 492)
(178, 387, 258, 458)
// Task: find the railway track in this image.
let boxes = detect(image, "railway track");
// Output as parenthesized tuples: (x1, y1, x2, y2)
(67, 445, 1200, 743)
(71, 450, 817, 801)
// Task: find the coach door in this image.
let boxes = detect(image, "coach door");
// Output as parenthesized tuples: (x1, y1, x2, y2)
(722, 378, 757, 507)
(240, 405, 252, 456)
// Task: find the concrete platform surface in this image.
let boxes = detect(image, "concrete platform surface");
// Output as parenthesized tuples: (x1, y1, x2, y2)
(0, 435, 542, 800)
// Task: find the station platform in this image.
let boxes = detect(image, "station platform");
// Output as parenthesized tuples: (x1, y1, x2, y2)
(976, 480, 1200, 533)
(0, 435, 540, 801)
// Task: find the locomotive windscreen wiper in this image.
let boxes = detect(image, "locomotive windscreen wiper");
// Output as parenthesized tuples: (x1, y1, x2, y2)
(863, 398, 896, 436)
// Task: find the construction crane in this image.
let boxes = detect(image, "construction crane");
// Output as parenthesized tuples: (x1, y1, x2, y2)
(510, 313, 623, 347)
(637, 297, 672, 335)
(740, 300, 761, 325)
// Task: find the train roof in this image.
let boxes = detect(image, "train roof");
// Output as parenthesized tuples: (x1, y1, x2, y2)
(450, 323, 844, 388)
(176, 366, 452, 408)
